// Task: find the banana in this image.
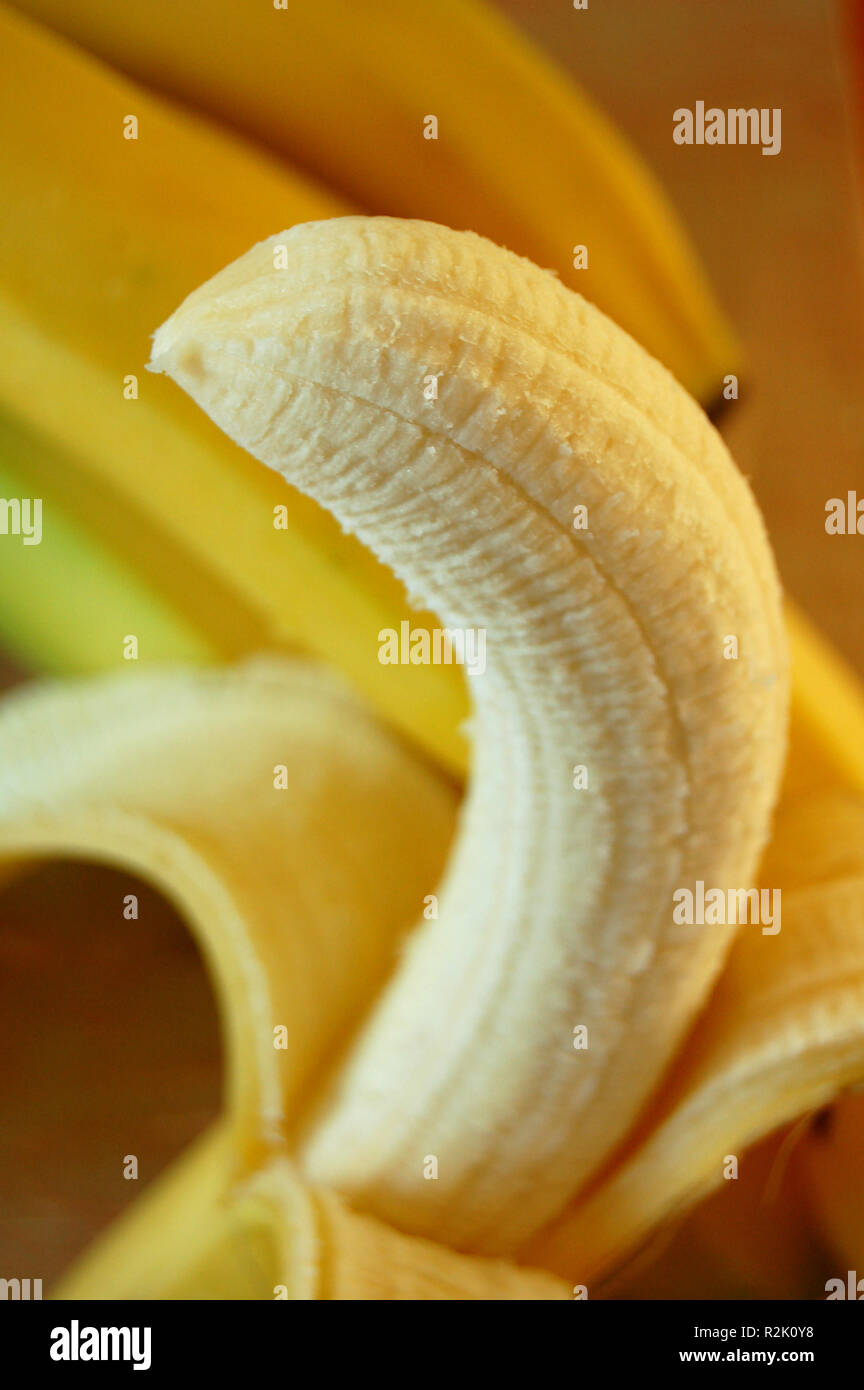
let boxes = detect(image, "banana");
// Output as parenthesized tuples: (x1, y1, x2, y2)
(0, 4, 468, 774)
(10, 0, 738, 405)
(150, 215, 788, 1253)
(0, 409, 226, 672)
(0, 655, 451, 1295)
(783, 602, 864, 798)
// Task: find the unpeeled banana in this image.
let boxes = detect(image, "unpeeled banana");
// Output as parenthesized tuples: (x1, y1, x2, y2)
(10, 0, 739, 404)
(150, 216, 788, 1253)
(0, 3, 467, 773)
(0, 412, 219, 673)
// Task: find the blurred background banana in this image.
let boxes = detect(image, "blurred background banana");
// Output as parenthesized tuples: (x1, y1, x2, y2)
(9, 0, 740, 403)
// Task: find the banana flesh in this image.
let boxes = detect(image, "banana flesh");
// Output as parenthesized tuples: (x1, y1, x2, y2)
(151, 216, 788, 1252)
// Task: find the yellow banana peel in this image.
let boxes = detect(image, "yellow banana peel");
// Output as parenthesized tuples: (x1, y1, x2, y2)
(783, 602, 864, 798)
(56, 1123, 568, 1301)
(0, 659, 458, 1164)
(525, 788, 864, 1285)
(525, 619, 864, 1288)
(0, 657, 563, 1298)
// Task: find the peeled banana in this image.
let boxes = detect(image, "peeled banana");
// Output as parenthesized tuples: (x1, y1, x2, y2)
(150, 215, 788, 1252)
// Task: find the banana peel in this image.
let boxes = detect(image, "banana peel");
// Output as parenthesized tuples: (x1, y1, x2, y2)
(0, 658, 454, 1295)
(596, 1129, 826, 1301)
(0, 659, 457, 1164)
(523, 789, 864, 1286)
(55, 1122, 568, 1300)
(521, 606, 864, 1285)
(0, 658, 566, 1299)
(783, 602, 864, 798)
(9, 0, 739, 404)
(521, 601, 864, 1282)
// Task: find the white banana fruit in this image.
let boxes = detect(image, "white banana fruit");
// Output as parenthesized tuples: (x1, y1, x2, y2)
(150, 217, 788, 1254)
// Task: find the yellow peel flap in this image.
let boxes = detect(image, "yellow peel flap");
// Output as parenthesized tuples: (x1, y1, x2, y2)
(0, 658, 464, 1298)
(525, 788, 864, 1286)
(55, 1119, 568, 1301)
(7, 658, 570, 1298)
